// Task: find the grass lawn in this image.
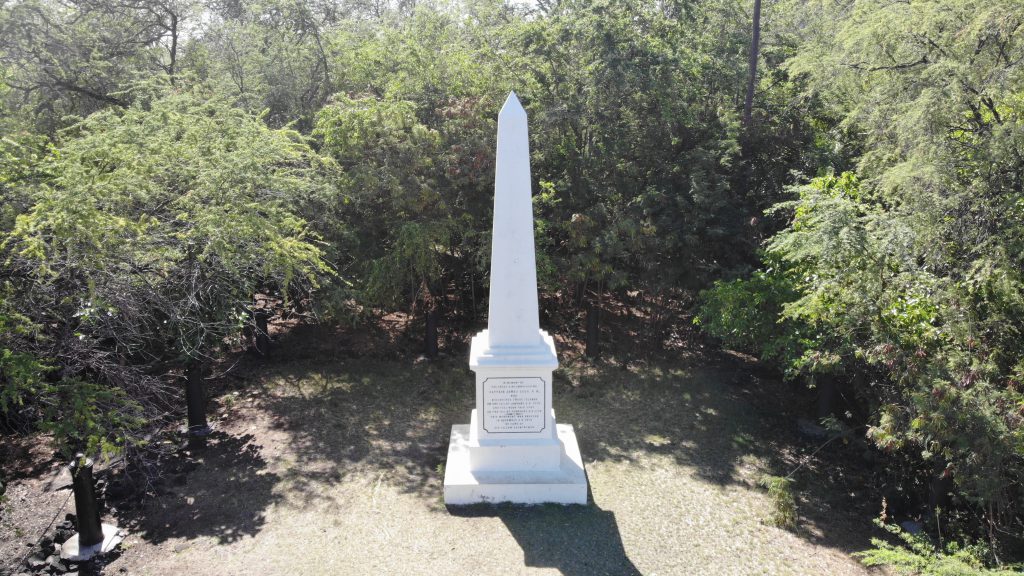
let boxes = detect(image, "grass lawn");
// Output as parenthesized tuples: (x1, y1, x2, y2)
(2, 327, 884, 575)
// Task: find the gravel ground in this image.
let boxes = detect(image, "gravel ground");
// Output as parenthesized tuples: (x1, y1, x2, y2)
(0, 440, 74, 572)
(2, 353, 884, 576)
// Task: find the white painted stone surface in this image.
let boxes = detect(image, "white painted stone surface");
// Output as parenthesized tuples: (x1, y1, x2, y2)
(468, 409, 561, 470)
(470, 333, 556, 443)
(486, 92, 543, 350)
(60, 523, 124, 561)
(444, 92, 588, 506)
(444, 423, 587, 505)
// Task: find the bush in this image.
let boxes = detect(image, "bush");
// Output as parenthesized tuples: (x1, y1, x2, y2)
(1, 84, 333, 458)
(701, 170, 1024, 552)
(696, 261, 811, 378)
(759, 475, 797, 529)
(857, 521, 1022, 576)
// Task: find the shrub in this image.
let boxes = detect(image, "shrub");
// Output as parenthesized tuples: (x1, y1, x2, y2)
(856, 521, 1022, 576)
(1, 84, 333, 458)
(759, 474, 797, 529)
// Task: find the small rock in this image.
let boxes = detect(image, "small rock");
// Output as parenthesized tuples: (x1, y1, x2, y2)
(48, 554, 69, 573)
(26, 554, 47, 569)
(54, 528, 73, 544)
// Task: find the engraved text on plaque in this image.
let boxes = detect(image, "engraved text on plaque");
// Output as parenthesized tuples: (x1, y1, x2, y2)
(482, 377, 546, 433)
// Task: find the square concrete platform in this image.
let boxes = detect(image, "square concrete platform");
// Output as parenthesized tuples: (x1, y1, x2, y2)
(443, 423, 588, 505)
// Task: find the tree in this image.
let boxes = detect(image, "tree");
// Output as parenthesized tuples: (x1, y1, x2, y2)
(315, 94, 453, 355)
(2, 83, 333, 456)
(701, 0, 1024, 556)
(191, 0, 341, 130)
(516, 0, 759, 351)
(743, 0, 761, 128)
(0, 0, 190, 132)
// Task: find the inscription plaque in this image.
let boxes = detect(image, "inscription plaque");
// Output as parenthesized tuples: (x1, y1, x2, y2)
(482, 377, 546, 433)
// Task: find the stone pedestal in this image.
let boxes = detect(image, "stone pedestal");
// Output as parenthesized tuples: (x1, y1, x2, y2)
(60, 524, 124, 561)
(444, 330, 587, 504)
(443, 92, 587, 506)
(443, 421, 587, 505)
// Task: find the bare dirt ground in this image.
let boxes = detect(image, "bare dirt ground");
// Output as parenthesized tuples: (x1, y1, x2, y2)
(0, 437, 75, 572)
(2, 324, 885, 576)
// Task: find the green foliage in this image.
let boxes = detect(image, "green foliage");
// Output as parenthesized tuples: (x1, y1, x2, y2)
(696, 261, 809, 377)
(1, 84, 332, 456)
(0, 130, 50, 230)
(0, 346, 45, 412)
(6, 84, 331, 356)
(759, 474, 797, 529)
(4, 0, 815, 322)
(0, 0, 185, 131)
(741, 169, 1024, 543)
(37, 378, 146, 459)
(523, 0, 751, 293)
(0, 292, 46, 414)
(856, 521, 1022, 576)
(315, 94, 450, 309)
(711, 0, 1024, 550)
(365, 222, 451, 307)
(194, 0, 339, 130)
(1, 288, 143, 460)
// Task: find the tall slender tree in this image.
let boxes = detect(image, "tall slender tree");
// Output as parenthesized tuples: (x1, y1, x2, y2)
(743, 0, 762, 127)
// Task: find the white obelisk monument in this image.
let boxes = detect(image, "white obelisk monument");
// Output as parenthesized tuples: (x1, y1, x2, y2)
(443, 92, 588, 505)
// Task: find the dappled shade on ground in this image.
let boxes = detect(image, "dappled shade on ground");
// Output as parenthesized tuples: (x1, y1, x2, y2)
(104, 350, 879, 575)
(118, 433, 281, 545)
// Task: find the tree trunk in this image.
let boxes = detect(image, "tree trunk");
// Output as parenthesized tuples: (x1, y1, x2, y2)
(69, 457, 104, 547)
(425, 305, 439, 358)
(743, 0, 762, 128)
(184, 361, 211, 447)
(253, 308, 271, 357)
(167, 12, 178, 83)
(586, 298, 600, 359)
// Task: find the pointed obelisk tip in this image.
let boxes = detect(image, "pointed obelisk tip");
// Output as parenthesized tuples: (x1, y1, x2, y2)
(500, 91, 526, 117)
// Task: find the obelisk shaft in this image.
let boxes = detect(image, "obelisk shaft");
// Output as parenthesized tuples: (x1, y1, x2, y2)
(443, 91, 586, 506)
(487, 92, 542, 348)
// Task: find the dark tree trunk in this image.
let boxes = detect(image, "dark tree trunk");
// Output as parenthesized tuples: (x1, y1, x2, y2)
(743, 0, 762, 128)
(167, 12, 178, 83)
(184, 361, 211, 447)
(586, 299, 600, 359)
(69, 456, 104, 547)
(425, 303, 439, 358)
(253, 308, 271, 357)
